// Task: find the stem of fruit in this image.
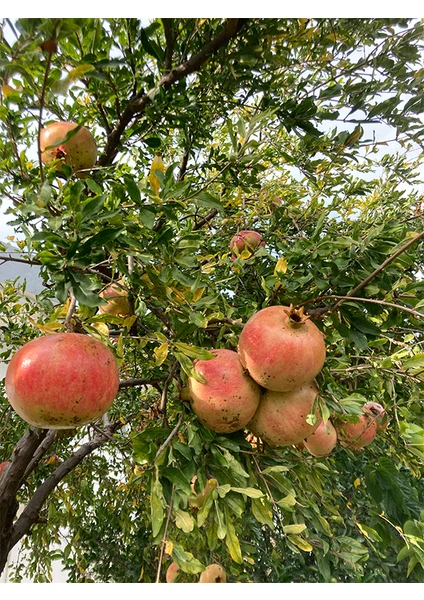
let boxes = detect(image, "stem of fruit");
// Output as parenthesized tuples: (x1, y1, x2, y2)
(64, 287, 77, 332)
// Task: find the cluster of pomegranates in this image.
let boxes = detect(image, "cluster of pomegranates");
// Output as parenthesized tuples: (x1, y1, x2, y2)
(188, 296, 387, 457)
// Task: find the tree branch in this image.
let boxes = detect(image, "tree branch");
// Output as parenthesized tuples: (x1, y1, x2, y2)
(9, 420, 124, 548)
(329, 231, 424, 314)
(162, 18, 175, 75)
(99, 19, 246, 166)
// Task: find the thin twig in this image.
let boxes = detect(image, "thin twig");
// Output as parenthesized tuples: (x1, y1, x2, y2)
(154, 414, 183, 464)
(300, 294, 424, 320)
(155, 485, 175, 583)
(329, 231, 424, 314)
(159, 361, 179, 415)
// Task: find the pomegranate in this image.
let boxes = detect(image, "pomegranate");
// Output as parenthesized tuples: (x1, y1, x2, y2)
(248, 381, 321, 446)
(40, 121, 97, 176)
(99, 281, 131, 317)
(303, 419, 338, 457)
(237, 305, 326, 392)
(363, 401, 388, 431)
(337, 413, 377, 451)
(0, 461, 8, 476)
(198, 564, 226, 583)
(188, 349, 261, 433)
(230, 230, 265, 258)
(5, 333, 120, 429)
(166, 562, 180, 583)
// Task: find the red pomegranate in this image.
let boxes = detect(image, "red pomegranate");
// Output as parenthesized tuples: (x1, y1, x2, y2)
(237, 305, 326, 392)
(248, 381, 321, 446)
(337, 413, 377, 451)
(303, 419, 338, 457)
(363, 401, 388, 431)
(0, 461, 8, 476)
(40, 121, 97, 175)
(230, 230, 265, 258)
(188, 349, 261, 433)
(5, 333, 120, 429)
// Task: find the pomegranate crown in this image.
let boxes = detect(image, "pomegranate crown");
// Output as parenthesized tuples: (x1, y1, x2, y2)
(283, 304, 311, 328)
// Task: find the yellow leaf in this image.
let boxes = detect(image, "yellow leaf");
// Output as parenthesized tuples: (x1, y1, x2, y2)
(192, 287, 205, 303)
(165, 540, 174, 556)
(154, 342, 169, 366)
(134, 465, 144, 476)
(288, 535, 313, 552)
(149, 154, 165, 195)
(122, 315, 137, 329)
(68, 64, 95, 81)
(91, 322, 110, 338)
(274, 257, 288, 276)
(354, 478, 361, 488)
(2, 84, 16, 97)
(28, 316, 63, 335)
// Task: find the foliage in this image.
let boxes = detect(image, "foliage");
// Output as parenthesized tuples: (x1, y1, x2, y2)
(0, 17, 424, 583)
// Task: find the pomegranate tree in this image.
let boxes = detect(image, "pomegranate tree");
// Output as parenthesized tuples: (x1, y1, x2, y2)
(237, 305, 326, 392)
(99, 281, 131, 317)
(188, 349, 261, 433)
(337, 413, 378, 451)
(248, 381, 321, 446)
(303, 419, 338, 457)
(230, 230, 265, 258)
(5, 333, 120, 429)
(40, 121, 97, 175)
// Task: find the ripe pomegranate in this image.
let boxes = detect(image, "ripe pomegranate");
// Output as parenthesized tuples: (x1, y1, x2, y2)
(198, 564, 226, 583)
(303, 419, 338, 457)
(188, 349, 261, 433)
(363, 401, 388, 431)
(99, 281, 131, 317)
(248, 381, 321, 446)
(237, 305, 326, 392)
(5, 333, 120, 429)
(337, 413, 377, 451)
(0, 461, 8, 476)
(230, 230, 265, 258)
(40, 121, 97, 175)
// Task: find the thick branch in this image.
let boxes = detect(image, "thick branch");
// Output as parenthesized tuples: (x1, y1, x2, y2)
(9, 421, 123, 548)
(162, 18, 175, 75)
(99, 19, 245, 166)
(0, 428, 49, 533)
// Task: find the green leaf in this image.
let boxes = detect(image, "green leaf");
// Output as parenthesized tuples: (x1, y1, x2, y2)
(214, 501, 227, 540)
(251, 497, 274, 530)
(230, 487, 264, 499)
(283, 523, 307, 535)
(193, 191, 223, 212)
(123, 175, 141, 203)
(161, 467, 192, 495)
(151, 476, 165, 538)
(174, 342, 216, 360)
(225, 517, 243, 564)
(174, 509, 195, 533)
(171, 544, 204, 574)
